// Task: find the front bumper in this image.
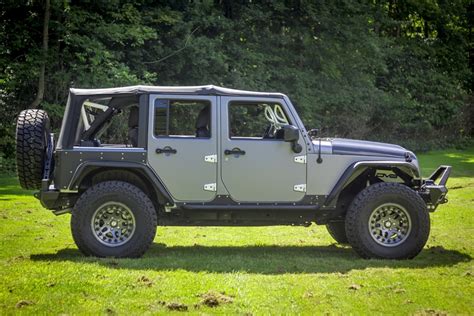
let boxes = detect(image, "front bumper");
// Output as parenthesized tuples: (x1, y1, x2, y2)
(418, 165, 451, 211)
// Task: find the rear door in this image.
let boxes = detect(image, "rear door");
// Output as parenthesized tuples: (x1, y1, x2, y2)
(147, 95, 217, 202)
(220, 97, 307, 202)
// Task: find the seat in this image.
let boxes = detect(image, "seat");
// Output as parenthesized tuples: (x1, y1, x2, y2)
(195, 106, 210, 138)
(128, 106, 139, 147)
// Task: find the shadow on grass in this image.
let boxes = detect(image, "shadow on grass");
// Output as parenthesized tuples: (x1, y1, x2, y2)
(31, 243, 471, 275)
(0, 181, 34, 197)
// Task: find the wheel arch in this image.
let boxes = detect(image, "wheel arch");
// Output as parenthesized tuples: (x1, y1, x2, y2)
(325, 160, 420, 209)
(69, 162, 173, 209)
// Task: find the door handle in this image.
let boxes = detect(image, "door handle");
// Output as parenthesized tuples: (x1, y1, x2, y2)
(156, 146, 177, 154)
(224, 148, 246, 156)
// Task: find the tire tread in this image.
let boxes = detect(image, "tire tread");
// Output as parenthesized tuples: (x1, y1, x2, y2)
(345, 182, 429, 259)
(71, 181, 157, 258)
(16, 109, 50, 190)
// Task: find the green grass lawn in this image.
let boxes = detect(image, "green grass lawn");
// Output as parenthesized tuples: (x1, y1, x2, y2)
(1, 149, 473, 314)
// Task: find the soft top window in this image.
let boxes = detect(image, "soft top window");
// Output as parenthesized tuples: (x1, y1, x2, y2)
(76, 95, 140, 147)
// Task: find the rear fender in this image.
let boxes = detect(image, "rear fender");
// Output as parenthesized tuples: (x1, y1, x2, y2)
(69, 162, 173, 206)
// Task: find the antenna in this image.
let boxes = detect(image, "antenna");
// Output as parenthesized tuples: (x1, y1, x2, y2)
(317, 138, 323, 164)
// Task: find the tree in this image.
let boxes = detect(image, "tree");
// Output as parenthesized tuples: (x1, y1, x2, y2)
(30, 0, 50, 109)
(0, 0, 472, 165)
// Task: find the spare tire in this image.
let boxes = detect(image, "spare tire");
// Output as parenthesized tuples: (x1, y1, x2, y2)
(16, 109, 51, 190)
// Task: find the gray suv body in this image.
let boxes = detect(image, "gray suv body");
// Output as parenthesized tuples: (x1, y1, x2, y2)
(16, 85, 451, 259)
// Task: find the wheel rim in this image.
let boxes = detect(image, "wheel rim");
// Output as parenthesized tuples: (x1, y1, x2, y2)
(91, 202, 136, 247)
(368, 203, 411, 247)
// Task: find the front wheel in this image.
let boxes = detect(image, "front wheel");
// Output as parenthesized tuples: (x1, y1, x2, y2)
(71, 181, 157, 258)
(326, 221, 349, 244)
(345, 182, 430, 259)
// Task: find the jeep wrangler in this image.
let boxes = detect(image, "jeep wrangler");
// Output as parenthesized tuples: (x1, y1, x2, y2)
(16, 85, 450, 259)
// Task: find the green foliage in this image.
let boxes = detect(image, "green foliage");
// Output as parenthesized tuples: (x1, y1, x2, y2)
(168, 101, 208, 136)
(0, 0, 472, 157)
(99, 107, 132, 145)
(0, 155, 15, 175)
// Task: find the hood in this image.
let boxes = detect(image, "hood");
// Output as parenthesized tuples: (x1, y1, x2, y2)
(311, 138, 420, 176)
(324, 138, 413, 159)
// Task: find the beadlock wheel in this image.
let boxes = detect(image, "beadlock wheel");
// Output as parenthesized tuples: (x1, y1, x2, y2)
(91, 202, 136, 247)
(71, 181, 157, 258)
(368, 203, 412, 247)
(345, 182, 430, 259)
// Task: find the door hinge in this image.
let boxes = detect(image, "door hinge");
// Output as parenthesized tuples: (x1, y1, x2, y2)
(203, 183, 217, 192)
(293, 184, 306, 192)
(294, 155, 307, 164)
(204, 154, 218, 163)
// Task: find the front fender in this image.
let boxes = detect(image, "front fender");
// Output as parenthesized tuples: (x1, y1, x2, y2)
(324, 160, 420, 207)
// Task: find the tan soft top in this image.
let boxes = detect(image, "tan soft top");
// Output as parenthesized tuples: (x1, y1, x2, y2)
(70, 85, 285, 98)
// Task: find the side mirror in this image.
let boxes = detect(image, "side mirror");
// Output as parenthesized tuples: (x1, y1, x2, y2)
(283, 125, 299, 142)
(283, 125, 302, 153)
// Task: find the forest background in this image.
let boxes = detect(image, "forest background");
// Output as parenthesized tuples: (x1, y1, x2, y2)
(1, 0, 473, 170)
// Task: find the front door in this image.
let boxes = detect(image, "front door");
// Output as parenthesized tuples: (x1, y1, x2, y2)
(147, 95, 217, 202)
(220, 97, 307, 202)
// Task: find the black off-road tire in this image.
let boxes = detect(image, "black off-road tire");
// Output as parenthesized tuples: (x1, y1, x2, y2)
(326, 221, 349, 244)
(71, 181, 157, 258)
(345, 182, 430, 259)
(16, 109, 50, 190)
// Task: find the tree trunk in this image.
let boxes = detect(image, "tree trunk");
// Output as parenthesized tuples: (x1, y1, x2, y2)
(30, 0, 50, 109)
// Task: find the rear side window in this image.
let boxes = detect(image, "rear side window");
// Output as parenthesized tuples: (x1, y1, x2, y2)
(77, 96, 139, 147)
(154, 99, 211, 138)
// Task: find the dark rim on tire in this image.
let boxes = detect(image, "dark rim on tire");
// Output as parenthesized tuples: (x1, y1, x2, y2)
(91, 202, 136, 247)
(368, 203, 412, 247)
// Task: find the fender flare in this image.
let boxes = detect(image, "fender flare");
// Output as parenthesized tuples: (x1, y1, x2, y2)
(68, 161, 173, 205)
(324, 160, 420, 207)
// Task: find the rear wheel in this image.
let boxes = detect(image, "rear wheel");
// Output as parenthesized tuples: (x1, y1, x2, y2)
(16, 109, 51, 190)
(71, 181, 157, 258)
(326, 221, 348, 244)
(345, 182, 429, 259)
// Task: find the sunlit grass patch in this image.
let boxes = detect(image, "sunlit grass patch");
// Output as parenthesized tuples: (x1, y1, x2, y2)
(0, 148, 473, 314)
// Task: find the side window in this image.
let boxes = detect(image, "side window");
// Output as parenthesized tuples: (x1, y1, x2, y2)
(229, 102, 290, 139)
(99, 105, 136, 144)
(154, 99, 211, 138)
(77, 96, 140, 147)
